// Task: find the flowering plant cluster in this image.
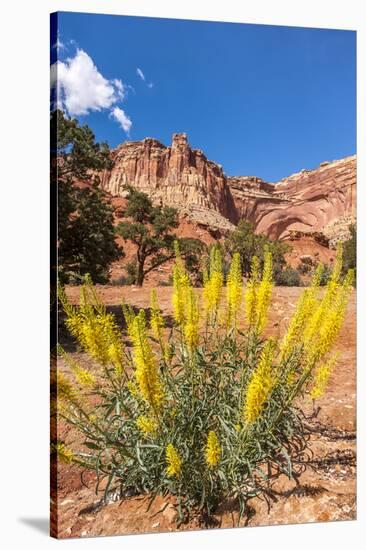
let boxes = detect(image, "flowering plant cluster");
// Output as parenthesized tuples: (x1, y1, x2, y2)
(54, 244, 353, 524)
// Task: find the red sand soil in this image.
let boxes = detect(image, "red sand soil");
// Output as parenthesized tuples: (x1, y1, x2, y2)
(54, 286, 356, 538)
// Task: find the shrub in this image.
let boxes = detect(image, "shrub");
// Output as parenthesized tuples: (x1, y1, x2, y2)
(297, 256, 314, 275)
(297, 262, 311, 275)
(55, 246, 353, 525)
(342, 224, 356, 282)
(157, 275, 174, 286)
(225, 220, 291, 277)
(318, 264, 333, 286)
(274, 266, 302, 286)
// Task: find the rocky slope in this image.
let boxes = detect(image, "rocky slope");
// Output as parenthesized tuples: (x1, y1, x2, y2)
(100, 133, 356, 243)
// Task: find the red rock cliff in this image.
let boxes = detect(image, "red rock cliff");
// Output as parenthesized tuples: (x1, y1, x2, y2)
(100, 133, 356, 242)
(228, 156, 356, 241)
(101, 133, 237, 231)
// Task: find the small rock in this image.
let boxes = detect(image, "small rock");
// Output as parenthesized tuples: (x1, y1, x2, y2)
(163, 504, 178, 525)
(60, 499, 74, 506)
(152, 521, 160, 528)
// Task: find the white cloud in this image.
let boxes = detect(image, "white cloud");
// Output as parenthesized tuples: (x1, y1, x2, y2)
(147, 82, 154, 89)
(50, 49, 125, 116)
(52, 36, 65, 51)
(136, 67, 145, 81)
(112, 78, 126, 101)
(50, 47, 134, 135)
(110, 107, 132, 135)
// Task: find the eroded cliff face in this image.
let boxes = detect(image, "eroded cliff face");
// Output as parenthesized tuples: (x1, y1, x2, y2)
(100, 133, 356, 243)
(228, 156, 356, 241)
(101, 133, 236, 232)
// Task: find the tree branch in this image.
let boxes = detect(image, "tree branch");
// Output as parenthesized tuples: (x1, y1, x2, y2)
(143, 253, 176, 277)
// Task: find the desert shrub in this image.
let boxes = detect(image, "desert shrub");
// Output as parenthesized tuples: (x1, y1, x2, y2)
(297, 262, 311, 275)
(225, 220, 291, 277)
(124, 261, 138, 285)
(55, 245, 353, 525)
(274, 266, 302, 286)
(342, 224, 356, 282)
(297, 256, 314, 275)
(318, 264, 333, 286)
(157, 275, 174, 286)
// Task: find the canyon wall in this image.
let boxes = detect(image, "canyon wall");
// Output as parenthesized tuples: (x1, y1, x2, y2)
(228, 156, 356, 241)
(100, 133, 356, 242)
(101, 133, 236, 232)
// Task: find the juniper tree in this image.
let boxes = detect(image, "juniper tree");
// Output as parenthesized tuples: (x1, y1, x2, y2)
(225, 220, 290, 280)
(117, 187, 203, 286)
(51, 109, 123, 283)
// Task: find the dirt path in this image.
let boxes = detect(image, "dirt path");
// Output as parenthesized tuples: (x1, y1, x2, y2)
(54, 286, 356, 538)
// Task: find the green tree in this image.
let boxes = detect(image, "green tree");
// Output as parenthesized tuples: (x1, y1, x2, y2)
(225, 220, 291, 278)
(51, 109, 123, 283)
(58, 183, 123, 284)
(51, 109, 112, 182)
(342, 224, 356, 279)
(117, 187, 204, 286)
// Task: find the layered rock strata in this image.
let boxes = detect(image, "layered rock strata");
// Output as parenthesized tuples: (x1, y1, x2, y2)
(100, 133, 356, 242)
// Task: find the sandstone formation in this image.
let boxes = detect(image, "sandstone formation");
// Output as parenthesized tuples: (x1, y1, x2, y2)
(101, 133, 236, 232)
(100, 133, 356, 244)
(229, 156, 356, 241)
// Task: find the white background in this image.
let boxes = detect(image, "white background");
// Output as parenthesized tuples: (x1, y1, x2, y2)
(0, 0, 364, 548)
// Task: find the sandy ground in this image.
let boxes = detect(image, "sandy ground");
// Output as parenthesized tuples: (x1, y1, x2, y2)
(52, 286, 356, 538)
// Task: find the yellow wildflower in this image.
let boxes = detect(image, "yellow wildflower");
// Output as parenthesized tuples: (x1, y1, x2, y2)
(130, 310, 164, 411)
(65, 308, 123, 368)
(136, 415, 158, 437)
(310, 354, 338, 400)
(245, 256, 260, 327)
(58, 346, 96, 388)
(61, 276, 126, 374)
(303, 246, 344, 347)
(205, 431, 221, 468)
(73, 367, 96, 387)
(57, 283, 76, 318)
(60, 278, 125, 368)
(163, 343, 172, 364)
(107, 342, 124, 378)
(280, 263, 323, 361)
(243, 339, 276, 424)
(172, 241, 190, 326)
(203, 246, 224, 319)
(51, 442, 75, 464)
(226, 252, 242, 327)
(126, 379, 140, 399)
(57, 371, 77, 402)
(122, 302, 136, 337)
(305, 268, 354, 364)
(255, 248, 273, 333)
(166, 443, 182, 477)
(184, 289, 200, 351)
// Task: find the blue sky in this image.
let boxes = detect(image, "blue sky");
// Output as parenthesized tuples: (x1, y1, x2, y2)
(51, 12, 356, 182)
